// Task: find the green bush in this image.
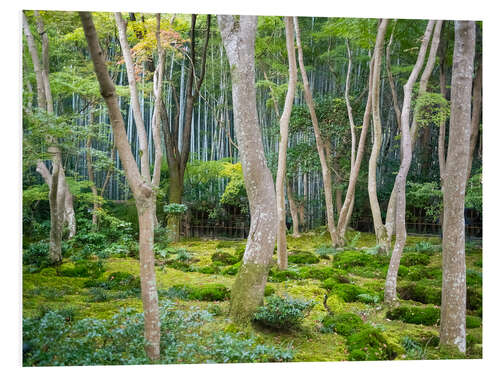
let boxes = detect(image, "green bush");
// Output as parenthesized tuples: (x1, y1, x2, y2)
(23, 241, 50, 269)
(211, 251, 238, 265)
(253, 295, 315, 330)
(288, 251, 320, 264)
(405, 240, 439, 254)
(321, 313, 365, 336)
(466, 315, 482, 328)
(386, 306, 440, 326)
(400, 253, 431, 266)
(60, 260, 105, 278)
(347, 328, 397, 361)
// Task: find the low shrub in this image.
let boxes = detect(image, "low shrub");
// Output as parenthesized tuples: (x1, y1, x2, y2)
(347, 328, 397, 361)
(23, 241, 50, 269)
(405, 240, 439, 254)
(166, 260, 196, 272)
(253, 295, 315, 330)
(88, 287, 109, 302)
(466, 315, 482, 328)
(23, 301, 294, 366)
(211, 251, 238, 265)
(386, 306, 440, 326)
(84, 272, 141, 294)
(400, 253, 431, 267)
(288, 251, 320, 264)
(321, 312, 365, 336)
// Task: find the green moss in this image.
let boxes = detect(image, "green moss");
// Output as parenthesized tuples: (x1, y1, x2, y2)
(298, 266, 340, 281)
(167, 284, 230, 301)
(60, 260, 105, 278)
(268, 268, 301, 282)
(400, 253, 431, 267)
(405, 265, 441, 281)
(197, 264, 221, 274)
(397, 280, 441, 305)
(322, 282, 375, 303)
(466, 315, 482, 328)
(467, 287, 482, 312)
(230, 262, 270, 326)
(386, 306, 440, 326)
(347, 328, 397, 361)
(221, 261, 241, 275)
(288, 251, 320, 264)
(211, 251, 238, 265)
(264, 285, 275, 296)
(321, 312, 366, 336)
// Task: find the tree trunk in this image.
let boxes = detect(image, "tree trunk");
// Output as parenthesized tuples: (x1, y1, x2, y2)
(286, 178, 300, 237)
(218, 14, 278, 325)
(385, 20, 436, 303)
(335, 52, 375, 244)
(368, 19, 390, 254)
(294, 16, 339, 246)
(80, 12, 160, 360)
(276, 17, 297, 270)
(466, 57, 482, 181)
(440, 20, 475, 354)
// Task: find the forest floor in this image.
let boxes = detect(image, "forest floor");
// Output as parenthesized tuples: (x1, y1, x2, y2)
(22, 230, 482, 365)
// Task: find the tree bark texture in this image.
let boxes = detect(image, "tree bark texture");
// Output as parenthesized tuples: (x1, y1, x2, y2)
(384, 20, 436, 303)
(276, 17, 297, 270)
(218, 14, 278, 325)
(80, 12, 160, 360)
(466, 57, 482, 181)
(368, 19, 390, 254)
(440, 20, 475, 354)
(286, 178, 301, 237)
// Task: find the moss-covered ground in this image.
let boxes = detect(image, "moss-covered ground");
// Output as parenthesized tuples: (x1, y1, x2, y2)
(22, 230, 482, 363)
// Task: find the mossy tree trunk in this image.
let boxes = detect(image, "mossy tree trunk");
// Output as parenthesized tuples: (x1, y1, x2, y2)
(218, 14, 278, 325)
(440, 20, 475, 354)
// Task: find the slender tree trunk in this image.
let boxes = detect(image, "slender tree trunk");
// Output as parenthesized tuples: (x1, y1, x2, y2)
(466, 58, 482, 181)
(294, 17, 339, 246)
(335, 54, 375, 244)
(438, 26, 449, 185)
(276, 17, 297, 270)
(440, 20, 475, 354)
(385, 20, 442, 243)
(23, 11, 73, 258)
(80, 12, 160, 360)
(86, 107, 101, 227)
(286, 178, 300, 237)
(384, 20, 436, 303)
(218, 14, 278, 325)
(368, 19, 390, 254)
(386, 22, 402, 132)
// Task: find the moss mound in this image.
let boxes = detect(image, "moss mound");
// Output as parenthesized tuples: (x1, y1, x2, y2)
(347, 328, 397, 361)
(321, 312, 366, 336)
(221, 261, 241, 275)
(386, 306, 440, 326)
(167, 284, 230, 301)
(211, 251, 238, 265)
(288, 251, 320, 264)
(60, 260, 105, 278)
(400, 253, 431, 266)
(268, 268, 301, 282)
(397, 280, 441, 305)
